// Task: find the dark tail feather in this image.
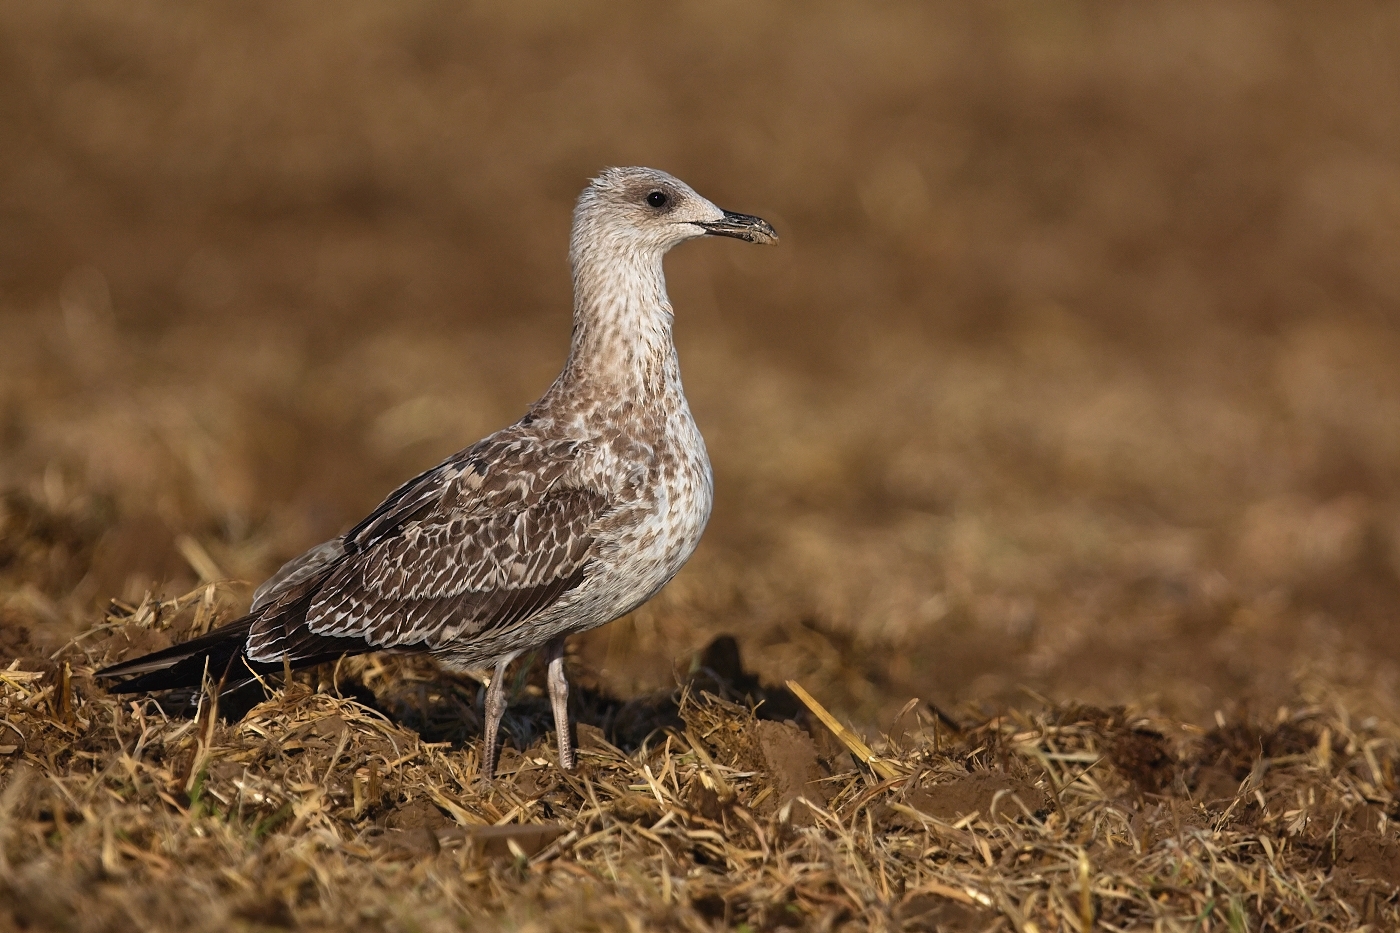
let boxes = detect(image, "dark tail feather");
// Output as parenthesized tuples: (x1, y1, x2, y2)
(97, 617, 276, 694)
(97, 613, 371, 701)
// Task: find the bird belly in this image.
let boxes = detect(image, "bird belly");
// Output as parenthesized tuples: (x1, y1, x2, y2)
(596, 477, 712, 620)
(554, 443, 713, 638)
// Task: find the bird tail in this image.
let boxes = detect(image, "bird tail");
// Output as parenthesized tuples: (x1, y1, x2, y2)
(97, 616, 275, 695)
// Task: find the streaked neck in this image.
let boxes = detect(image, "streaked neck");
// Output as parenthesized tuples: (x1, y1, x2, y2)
(561, 242, 679, 401)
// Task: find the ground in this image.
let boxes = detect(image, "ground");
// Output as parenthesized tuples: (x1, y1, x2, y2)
(2, 2, 1400, 930)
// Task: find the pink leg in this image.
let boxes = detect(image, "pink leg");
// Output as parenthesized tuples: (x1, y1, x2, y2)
(480, 653, 516, 779)
(545, 636, 575, 770)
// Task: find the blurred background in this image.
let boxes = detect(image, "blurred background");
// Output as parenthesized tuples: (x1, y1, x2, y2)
(3, 1, 1400, 727)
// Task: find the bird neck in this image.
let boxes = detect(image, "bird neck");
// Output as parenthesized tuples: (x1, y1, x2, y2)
(559, 243, 682, 404)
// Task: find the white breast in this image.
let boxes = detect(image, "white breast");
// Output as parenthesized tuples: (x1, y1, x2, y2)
(611, 403, 712, 613)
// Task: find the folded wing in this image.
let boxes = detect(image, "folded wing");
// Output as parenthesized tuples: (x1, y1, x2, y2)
(246, 477, 608, 661)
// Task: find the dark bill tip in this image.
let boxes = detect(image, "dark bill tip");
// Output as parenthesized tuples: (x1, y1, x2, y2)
(698, 210, 779, 245)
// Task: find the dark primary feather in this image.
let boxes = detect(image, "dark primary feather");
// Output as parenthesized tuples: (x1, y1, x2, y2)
(98, 616, 356, 695)
(99, 617, 256, 683)
(101, 625, 368, 695)
(99, 574, 375, 694)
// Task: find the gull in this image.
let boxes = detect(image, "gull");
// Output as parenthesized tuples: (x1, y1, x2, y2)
(97, 167, 777, 777)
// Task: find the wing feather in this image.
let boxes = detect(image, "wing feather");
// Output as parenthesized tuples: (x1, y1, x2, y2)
(304, 487, 604, 650)
(244, 431, 607, 663)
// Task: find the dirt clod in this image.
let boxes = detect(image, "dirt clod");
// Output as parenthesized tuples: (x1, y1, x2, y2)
(449, 823, 566, 859)
(1110, 728, 1176, 794)
(897, 895, 997, 933)
(902, 771, 1049, 824)
(366, 826, 440, 860)
(383, 799, 449, 832)
(1193, 721, 1320, 784)
(1337, 836, 1400, 889)
(754, 718, 827, 822)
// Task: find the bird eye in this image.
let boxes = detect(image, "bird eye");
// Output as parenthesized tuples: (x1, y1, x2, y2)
(646, 190, 668, 208)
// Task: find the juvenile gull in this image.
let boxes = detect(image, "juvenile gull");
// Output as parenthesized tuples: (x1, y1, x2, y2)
(97, 167, 777, 777)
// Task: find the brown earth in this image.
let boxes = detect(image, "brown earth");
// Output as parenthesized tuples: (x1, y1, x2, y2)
(2, 1, 1400, 930)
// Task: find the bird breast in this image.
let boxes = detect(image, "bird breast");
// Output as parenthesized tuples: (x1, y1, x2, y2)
(587, 398, 713, 620)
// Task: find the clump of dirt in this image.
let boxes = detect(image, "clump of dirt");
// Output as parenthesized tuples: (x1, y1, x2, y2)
(1183, 719, 1332, 804)
(1043, 705, 1179, 795)
(900, 770, 1050, 824)
(678, 685, 852, 826)
(1196, 720, 1322, 780)
(382, 797, 449, 832)
(753, 719, 829, 819)
(1109, 727, 1176, 794)
(1337, 836, 1400, 888)
(897, 896, 997, 933)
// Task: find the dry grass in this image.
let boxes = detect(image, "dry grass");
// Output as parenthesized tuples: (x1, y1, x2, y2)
(1, 583, 1398, 931)
(5, 1, 1400, 929)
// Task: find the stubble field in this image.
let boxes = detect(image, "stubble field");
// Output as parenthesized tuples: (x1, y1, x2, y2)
(2, 3, 1400, 930)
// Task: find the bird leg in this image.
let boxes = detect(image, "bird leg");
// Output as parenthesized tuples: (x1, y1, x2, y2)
(481, 654, 514, 779)
(545, 635, 576, 771)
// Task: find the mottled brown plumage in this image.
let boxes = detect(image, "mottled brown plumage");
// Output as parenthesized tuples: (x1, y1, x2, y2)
(98, 167, 776, 776)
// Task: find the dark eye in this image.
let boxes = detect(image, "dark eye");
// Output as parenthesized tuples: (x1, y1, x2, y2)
(646, 190, 668, 208)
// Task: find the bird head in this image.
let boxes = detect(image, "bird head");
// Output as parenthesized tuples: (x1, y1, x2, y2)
(573, 167, 778, 258)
